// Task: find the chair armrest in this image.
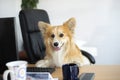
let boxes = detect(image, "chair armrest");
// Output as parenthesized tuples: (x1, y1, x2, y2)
(81, 50, 96, 64)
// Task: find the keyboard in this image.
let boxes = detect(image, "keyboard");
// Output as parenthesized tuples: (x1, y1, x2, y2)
(27, 67, 55, 74)
(79, 73, 95, 80)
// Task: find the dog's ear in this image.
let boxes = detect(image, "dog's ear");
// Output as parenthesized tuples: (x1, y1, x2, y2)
(38, 21, 50, 34)
(63, 17, 76, 33)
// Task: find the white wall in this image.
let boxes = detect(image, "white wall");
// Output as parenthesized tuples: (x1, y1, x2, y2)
(0, 0, 120, 64)
(0, 0, 23, 51)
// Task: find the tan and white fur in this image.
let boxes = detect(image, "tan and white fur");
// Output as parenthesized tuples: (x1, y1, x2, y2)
(35, 18, 85, 67)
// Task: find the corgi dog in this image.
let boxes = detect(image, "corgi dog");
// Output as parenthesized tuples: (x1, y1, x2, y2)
(35, 18, 85, 67)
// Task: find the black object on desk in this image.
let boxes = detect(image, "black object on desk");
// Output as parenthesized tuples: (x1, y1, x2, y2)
(0, 17, 18, 74)
(27, 67, 55, 74)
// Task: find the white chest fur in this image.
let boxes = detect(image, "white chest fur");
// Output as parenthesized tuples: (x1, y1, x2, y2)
(52, 50, 64, 67)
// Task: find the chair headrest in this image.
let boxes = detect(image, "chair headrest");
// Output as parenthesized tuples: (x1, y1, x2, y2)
(19, 9, 50, 33)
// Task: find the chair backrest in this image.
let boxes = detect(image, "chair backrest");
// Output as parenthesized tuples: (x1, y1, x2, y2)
(19, 9, 50, 63)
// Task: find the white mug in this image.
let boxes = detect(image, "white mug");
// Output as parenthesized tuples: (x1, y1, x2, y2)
(3, 60, 28, 80)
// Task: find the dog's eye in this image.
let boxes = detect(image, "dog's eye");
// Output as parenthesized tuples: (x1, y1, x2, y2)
(59, 33, 64, 37)
(51, 34, 55, 38)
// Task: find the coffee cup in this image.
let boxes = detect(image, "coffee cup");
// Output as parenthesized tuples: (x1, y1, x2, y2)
(3, 60, 28, 80)
(62, 63, 79, 80)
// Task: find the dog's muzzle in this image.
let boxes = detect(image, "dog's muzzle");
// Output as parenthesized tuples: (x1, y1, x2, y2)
(52, 42, 64, 51)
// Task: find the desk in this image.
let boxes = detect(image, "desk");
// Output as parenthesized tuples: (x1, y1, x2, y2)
(51, 65, 120, 80)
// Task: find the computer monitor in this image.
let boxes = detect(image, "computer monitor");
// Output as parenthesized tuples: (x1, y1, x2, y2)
(0, 17, 18, 74)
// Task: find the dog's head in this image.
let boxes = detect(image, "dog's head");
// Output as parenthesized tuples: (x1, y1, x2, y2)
(38, 18, 76, 51)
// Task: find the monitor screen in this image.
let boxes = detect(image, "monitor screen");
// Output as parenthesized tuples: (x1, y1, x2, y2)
(0, 17, 18, 74)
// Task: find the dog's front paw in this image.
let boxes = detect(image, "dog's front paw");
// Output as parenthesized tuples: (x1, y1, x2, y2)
(35, 60, 49, 67)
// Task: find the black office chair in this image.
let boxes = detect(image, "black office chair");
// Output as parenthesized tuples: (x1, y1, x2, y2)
(19, 9, 95, 64)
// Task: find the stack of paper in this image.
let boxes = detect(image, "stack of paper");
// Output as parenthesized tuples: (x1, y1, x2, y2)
(27, 72, 58, 80)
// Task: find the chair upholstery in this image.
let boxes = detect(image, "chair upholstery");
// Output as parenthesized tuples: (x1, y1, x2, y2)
(19, 9, 50, 63)
(19, 9, 95, 64)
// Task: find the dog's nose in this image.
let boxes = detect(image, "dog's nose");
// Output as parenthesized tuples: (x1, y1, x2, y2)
(54, 42, 59, 47)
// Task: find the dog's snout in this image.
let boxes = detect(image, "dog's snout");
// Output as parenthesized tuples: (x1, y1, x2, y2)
(54, 42, 59, 47)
